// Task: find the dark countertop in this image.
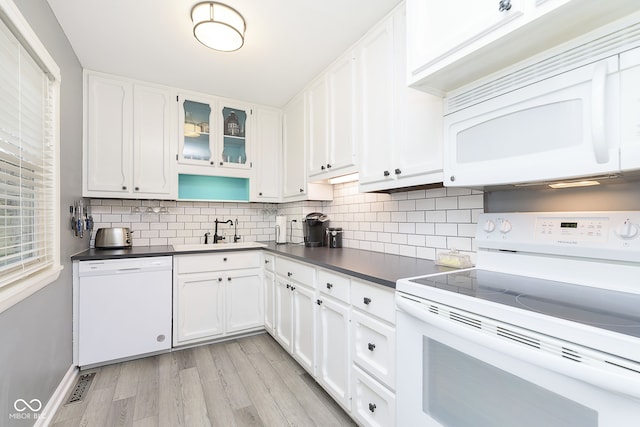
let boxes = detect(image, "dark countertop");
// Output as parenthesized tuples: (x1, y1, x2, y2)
(71, 243, 455, 288)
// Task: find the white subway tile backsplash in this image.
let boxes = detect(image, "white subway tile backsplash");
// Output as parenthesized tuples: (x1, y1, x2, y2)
(90, 181, 483, 261)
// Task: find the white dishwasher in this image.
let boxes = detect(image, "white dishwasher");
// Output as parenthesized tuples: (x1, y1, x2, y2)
(77, 256, 172, 367)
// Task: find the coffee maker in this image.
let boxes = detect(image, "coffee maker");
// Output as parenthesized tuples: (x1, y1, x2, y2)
(303, 212, 329, 247)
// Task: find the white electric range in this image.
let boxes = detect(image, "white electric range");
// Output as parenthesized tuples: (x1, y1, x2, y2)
(396, 211, 640, 427)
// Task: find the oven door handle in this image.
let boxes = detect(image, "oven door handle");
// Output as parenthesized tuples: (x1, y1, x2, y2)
(396, 295, 640, 399)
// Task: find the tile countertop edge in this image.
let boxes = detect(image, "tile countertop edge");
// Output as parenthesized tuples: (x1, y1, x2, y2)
(71, 243, 457, 289)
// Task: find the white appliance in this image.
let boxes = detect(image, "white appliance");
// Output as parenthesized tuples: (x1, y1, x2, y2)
(396, 211, 640, 427)
(443, 19, 640, 188)
(76, 256, 172, 367)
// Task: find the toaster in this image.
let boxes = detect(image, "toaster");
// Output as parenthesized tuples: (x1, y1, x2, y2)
(94, 227, 132, 248)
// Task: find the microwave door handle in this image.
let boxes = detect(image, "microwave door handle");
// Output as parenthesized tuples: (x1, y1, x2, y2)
(591, 60, 609, 164)
(396, 295, 640, 399)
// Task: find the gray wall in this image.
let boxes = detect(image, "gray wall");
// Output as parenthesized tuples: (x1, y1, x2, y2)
(0, 0, 86, 425)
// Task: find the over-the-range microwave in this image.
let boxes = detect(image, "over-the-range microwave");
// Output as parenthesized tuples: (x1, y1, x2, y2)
(443, 19, 640, 189)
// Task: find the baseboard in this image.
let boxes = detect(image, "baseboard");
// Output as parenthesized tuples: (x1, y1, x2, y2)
(35, 365, 78, 427)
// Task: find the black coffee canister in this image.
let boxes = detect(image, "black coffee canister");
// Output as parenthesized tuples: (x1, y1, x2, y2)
(326, 228, 343, 248)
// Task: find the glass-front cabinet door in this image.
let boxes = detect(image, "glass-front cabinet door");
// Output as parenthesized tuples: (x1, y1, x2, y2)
(179, 95, 214, 165)
(179, 95, 252, 171)
(219, 101, 251, 169)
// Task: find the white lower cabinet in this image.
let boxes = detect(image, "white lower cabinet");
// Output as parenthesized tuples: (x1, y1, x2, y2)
(317, 294, 351, 409)
(264, 253, 276, 335)
(174, 251, 263, 346)
(352, 365, 396, 427)
(275, 273, 316, 374)
(352, 310, 396, 388)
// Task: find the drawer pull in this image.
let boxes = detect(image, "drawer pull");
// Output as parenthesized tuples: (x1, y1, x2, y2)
(287, 271, 293, 277)
(363, 297, 372, 305)
(368, 403, 376, 413)
(367, 343, 376, 351)
(326, 283, 333, 289)
(316, 299, 323, 305)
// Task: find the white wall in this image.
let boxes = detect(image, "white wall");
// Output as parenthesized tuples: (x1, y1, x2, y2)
(91, 182, 483, 263)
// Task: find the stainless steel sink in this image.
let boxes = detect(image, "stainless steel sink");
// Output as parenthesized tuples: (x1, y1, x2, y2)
(172, 242, 267, 252)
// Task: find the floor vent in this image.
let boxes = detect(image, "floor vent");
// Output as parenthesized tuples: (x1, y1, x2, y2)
(66, 372, 96, 404)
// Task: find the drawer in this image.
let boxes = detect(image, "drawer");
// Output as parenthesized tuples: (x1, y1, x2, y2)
(351, 365, 395, 427)
(276, 257, 315, 285)
(263, 253, 275, 272)
(175, 251, 261, 274)
(351, 310, 396, 389)
(351, 280, 395, 324)
(317, 268, 350, 303)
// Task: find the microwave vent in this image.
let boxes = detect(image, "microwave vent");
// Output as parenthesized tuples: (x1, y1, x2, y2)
(446, 21, 640, 114)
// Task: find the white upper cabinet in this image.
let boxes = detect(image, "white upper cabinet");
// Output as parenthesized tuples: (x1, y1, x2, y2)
(250, 106, 282, 202)
(282, 93, 333, 201)
(407, 0, 640, 95)
(307, 52, 358, 181)
(83, 71, 176, 199)
(178, 94, 253, 178)
(358, 3, 443, 193)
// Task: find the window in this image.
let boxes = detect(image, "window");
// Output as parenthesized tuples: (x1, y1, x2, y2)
(0, 0, 61, 310)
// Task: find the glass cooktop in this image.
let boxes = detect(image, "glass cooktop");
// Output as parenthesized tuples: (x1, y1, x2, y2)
(409, 270, 640, 339)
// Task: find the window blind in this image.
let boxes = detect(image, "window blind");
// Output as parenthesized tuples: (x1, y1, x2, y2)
(0, 18, 56, 289)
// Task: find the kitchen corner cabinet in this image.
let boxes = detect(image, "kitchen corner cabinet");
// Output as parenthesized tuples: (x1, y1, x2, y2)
(250, 106, 282, 202)
(83, 71, 176, 199)
(282, 93, 333, 201)
(274, 257, 316, 374)
(357, 4, 443, 193)
(307, 52, 358, 181)
(173, 251, 263, 346)
(178, 94, 253, 176)
(407, 0, 640, 94)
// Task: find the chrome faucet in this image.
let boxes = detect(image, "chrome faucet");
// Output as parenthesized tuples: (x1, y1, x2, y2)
(214, 218, 233, 243)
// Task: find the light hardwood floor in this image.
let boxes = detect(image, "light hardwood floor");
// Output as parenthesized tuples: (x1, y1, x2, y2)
(52, 333, 357, 427)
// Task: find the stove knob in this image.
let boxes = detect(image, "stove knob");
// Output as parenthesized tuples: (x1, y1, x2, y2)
(499, 219, 512, 234)
(483, 220, 496, 233)
(616, 220, 639, 239)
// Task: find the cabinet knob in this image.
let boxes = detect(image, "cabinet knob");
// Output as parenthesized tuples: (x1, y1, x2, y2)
(321, 165, 326, 170)
(134, 186, 139, 191)
(122, 186, 127, 190)
(219, 161, 224, 166)
(259, 192, 263, 196)
(316, 299, 323, 305)
(210, 161, 214, 165)
(291, 286, 296, 291)
(450, 175, 456, 182)
(498, 0, 512, 11)
(265, 259, 270, 264)
(363, 297, 371, 305)
(394, 168, 402, 175)
(326, 283, 333, 289)
(299, 188, 304, 193)
(326, 163, 332, 169)
(287, 272, 293, 277)
(368, 403, 376, 413)
(368, 343, 376, 351)
(286, 283, 291, 289)
(383, 170, 390, 177)
(218, 277, 222, 282)
(228, 277, 232, 281)
(223, 257, 228, 262)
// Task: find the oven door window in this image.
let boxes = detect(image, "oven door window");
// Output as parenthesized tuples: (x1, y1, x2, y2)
(424, 337, 597, 427)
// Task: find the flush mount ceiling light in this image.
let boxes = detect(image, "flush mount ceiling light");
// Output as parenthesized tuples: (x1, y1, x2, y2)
(191, 2, 246, 52)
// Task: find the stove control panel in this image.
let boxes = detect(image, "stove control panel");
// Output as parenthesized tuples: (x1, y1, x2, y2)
(477, 211, 640, 262)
